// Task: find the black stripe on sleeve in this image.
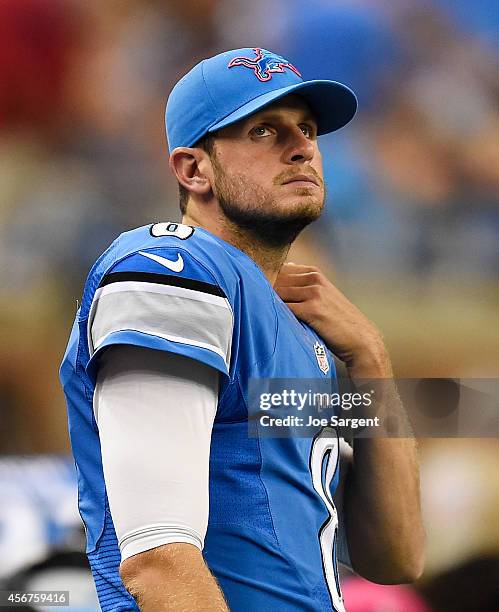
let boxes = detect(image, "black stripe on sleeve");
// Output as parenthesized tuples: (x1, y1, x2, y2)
(99, 271, 227, 298)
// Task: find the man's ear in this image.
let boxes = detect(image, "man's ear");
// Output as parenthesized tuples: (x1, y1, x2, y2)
(169, 147, 212, 198)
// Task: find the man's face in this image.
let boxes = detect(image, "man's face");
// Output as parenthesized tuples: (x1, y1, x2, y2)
(207, 95, 325, 247)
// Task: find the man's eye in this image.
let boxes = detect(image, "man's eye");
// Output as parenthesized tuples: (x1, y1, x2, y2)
(300, 124, 314, 138)
(251, 125, 272, 137)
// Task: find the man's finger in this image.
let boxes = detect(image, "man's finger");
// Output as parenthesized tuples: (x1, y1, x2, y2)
(282, 262, 316, 274)
(281, 262, 317, 274)
(274, 271, 321, 288)
(284, 301, 307, 321)
(274, 285, 310, 303)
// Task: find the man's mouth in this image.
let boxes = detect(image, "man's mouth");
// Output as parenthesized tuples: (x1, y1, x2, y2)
(281, 174, 320, 187)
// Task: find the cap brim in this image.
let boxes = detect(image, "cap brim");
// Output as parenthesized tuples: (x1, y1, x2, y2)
(208, 79, 357, 136)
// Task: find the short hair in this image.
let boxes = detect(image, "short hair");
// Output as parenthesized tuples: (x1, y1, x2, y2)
(178, 134, 216, 215)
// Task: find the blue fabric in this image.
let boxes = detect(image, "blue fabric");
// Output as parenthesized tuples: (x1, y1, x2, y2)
(87, 503, 138, 611)
(60, 223, 345, 611)
(86, 330, 229, 385)
(165, 47, 357, 151)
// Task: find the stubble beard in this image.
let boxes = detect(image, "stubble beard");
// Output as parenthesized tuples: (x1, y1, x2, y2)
(211, 156, 325, 249)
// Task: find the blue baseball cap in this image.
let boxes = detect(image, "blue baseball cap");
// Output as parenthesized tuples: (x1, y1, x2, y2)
(165, 47, 357, 153)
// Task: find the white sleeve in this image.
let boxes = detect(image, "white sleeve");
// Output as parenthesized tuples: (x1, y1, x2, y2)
(93, 344, 219, 562)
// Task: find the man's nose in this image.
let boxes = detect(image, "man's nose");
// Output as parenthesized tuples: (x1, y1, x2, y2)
(282, 128, 315, 164)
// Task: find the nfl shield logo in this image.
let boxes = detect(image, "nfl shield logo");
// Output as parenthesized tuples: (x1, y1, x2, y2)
(314, 342, 330, 374)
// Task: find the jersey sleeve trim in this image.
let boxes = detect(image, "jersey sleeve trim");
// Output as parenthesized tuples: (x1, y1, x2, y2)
(100, 270, 227, 298)
(119, 524, 203, 561)
(86, 330, 229, 383)
(86, 269, 233, 380)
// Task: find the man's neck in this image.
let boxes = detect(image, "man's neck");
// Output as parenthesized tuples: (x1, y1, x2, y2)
(182, 212, 289, 285)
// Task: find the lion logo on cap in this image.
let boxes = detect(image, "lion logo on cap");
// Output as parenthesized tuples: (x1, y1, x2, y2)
(228, 48, 301, 82)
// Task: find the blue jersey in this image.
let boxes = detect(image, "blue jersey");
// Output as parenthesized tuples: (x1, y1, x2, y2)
(60, 222, 346, 612)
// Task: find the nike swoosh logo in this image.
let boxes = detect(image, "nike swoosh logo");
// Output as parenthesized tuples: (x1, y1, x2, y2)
(139, 251, 184, 273)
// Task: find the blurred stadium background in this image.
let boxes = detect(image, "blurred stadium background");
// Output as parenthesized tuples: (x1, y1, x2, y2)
(1, 0, 498, 610)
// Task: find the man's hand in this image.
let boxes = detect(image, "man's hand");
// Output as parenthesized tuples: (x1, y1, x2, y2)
(275, 262, 425, 584)
(274, 263, 391, 377)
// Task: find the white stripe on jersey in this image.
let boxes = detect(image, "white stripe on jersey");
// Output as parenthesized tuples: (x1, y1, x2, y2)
(87, 280, 233, 367)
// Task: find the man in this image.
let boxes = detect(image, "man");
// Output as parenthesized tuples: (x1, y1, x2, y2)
(60, 48, 424, 611)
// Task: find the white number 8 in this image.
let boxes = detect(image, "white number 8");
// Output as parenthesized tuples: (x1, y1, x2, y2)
(309, 427, 345, 612)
